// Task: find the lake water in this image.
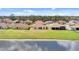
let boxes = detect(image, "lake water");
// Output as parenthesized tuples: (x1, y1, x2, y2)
(0, 40, 78, 51)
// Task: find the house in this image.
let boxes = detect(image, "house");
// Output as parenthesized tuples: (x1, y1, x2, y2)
(45, 21, 54, 24)
(3, 18, 13, 24)
(68, 20, 79, 25)
(34, 20, 44, 25)
(24, 20, 33, 25)
(71, 26, 79, 30)
(13, 20, 19, 23)
(0, 18, 79, 30)
(0, 18, 30, 30)
(65, 24, 72, 30)
(32, 24, 48, 30)
(0, 19, 3, 23)
(70, 24, 79, 30)
(32, 20, 66, 30)
(12, 23, 30, 30)
(0, 23, 8, 29)
(58, 20, 66, 24)
(68, 20, 79, 30)
(46, 23, 66, 30)
(32, 20, 48, 30)
(0, 18, 13, 29)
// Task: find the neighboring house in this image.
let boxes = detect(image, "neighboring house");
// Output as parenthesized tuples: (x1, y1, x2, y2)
(46, 23, 66, 30)
(13, 23, 30, 30)
(32, 20, 48, 30)
(0, 18, 79, 30)
(0, 19, 3, 23)
(70, 24, 79, 30)
(34, 20, 44, 25)
(13, 20, 30, 29)
(69, 20, 75, 24)
(65, 24, 72, 30)
(24, 20, 33, 25)
(32, 24, 48, 30)
(68, 20, 79, 25)
(3, 18, 13, 24)
(0, 19, 30, 30)
(13, 20, 19, 23)
(45, 21, 54, 24)
(71, 26, 79, 30)
(58, 20, 66, 24)
(0, 23, 8, 29)
(32, 20, 66, 30)
(68, 20, 79, 30)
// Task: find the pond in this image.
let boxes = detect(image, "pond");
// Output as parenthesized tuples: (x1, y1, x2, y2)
(0, 40, 78, 51)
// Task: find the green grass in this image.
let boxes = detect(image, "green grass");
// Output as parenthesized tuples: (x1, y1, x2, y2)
(0, 29, 79, 40)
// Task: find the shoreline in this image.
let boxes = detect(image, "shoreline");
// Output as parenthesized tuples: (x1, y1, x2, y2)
(0, 39, 78, 41)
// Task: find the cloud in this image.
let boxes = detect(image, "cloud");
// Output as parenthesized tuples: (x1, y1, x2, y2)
(12, 11, 70, 16)
(54, 13, 70, 16)
(69, 41, 79, 51)
(57, 41, 79, 51)
(57, 41, 71, 50)
(11, 9, 35, 16)
(0, 41, 43, 51)
(24, 10, 35, 13)
(0, 8, 79, 16)
(51, 8, 56, 10)
(12, 12, 25, 16)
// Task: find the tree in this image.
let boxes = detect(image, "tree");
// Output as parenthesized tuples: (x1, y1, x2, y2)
(9, 14, 16, 20)
(24, 20, 33, 25)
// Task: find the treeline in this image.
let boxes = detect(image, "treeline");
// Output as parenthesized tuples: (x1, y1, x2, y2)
(0, 14, 79, 21)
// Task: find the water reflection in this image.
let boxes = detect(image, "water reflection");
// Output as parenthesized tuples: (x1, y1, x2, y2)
(0, 40, 78, 51)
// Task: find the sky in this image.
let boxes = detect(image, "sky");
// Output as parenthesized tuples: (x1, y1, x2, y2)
(0, 8, 79, 16)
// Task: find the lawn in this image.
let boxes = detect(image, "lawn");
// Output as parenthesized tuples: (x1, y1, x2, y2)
(0, 29, 79, 40)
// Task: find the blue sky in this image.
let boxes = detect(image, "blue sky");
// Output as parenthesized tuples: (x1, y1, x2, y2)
(0, 8, 79, 16)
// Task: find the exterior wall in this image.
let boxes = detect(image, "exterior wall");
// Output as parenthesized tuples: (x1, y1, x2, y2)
(32, 26, 48, 30)
(32, 25, 67, 30)
(65, 25, 72, 30)
(50, 27, 66, 30)
(71, 27, 79, 30)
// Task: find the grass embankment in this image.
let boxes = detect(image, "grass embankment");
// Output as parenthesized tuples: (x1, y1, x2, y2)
(0, 29, 79, 40)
